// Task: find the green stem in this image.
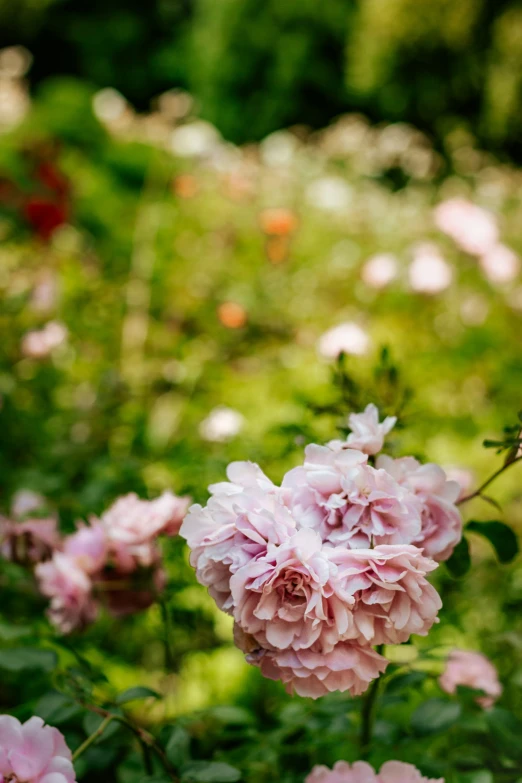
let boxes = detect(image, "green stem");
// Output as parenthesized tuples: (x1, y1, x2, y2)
(72, 715, 114, 762)
(360, 674, 381, 755)
(160, 597, 175, 671)
(457, 456, 522, 506)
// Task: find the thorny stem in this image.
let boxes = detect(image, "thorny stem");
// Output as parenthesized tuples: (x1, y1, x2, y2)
(77, 701, 179, 781)
(72, 715, 114, 762)
(360, 645, 384, 754)
(457, 455, 522, 506)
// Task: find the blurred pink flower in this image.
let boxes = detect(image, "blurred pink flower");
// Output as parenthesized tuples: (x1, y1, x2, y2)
(434, 198, 498, 256)
(443, 466, 475, 501)
(409, 243, 452, 294)
(0, 714, 76, 783)
(439, 649, 502, 708)
(21, 321, 67, 359)
(318, 323, 370, 359)
(283, 445, 422, 548)
(361, 253, 398, 289)
(181, 461, 292, 611)
(11, 489, 46, 518)
(330, 545, 441, 645)
(377, 456, 462, 562)
(306, 760, 443, 782)
(0, 517, 59, 565)
(255, 642, 388, 699)
(35, 553, 97, 633)
(328, 404, 396, 455)
(102, 490, 190, 546)
(199, 406, 244, 442)
(62, 521, 107, 574)
(479, 243, 520, 285)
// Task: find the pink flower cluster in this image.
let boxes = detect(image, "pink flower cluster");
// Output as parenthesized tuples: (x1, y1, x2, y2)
(439, 649, 502, 709)
(15, 491, 190, 634)
(306, 760, 443, 783)
(181, 405, 462, 698)
(0, 715, 75, 783)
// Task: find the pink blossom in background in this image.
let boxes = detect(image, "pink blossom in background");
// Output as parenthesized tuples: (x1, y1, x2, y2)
(409, 243, 452, 294)
(330, 545, 442, 645)
(62, 521, 107, 574)
(443, 466, 475, 501)
(199, 406, 244, 442)
(36, 552, 97, 633)
(479, 243, 520, 285)
(102, 490, 190, 545)
(255, 642, 388, 698)
(0, 517, 59, 565)
(11, 489, 46, 518)
(434, 198, 498, 256)
(0, 714, 76, 783)
(439, 649, 502, 708)
(21, 321, 68, 359)
(317, 323, 370, 359)
(328, 403, 396, 455)
(361, 253, 398, 289)
(306, 759, 443, 783)
(283, 445, 422, 548)
(377, 456, 463, 562)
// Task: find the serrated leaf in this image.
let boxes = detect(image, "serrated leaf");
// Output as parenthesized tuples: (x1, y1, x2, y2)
(181, 761, 241, 782)
(116, 686, 160, 705)
(446, 537, 471, 577)
(35, 691, 82, 725)
(466, 520, 519, 564)
(411, 698, 461, 735)
(0, 647, 57, 672)
(165, 724, 190, 768)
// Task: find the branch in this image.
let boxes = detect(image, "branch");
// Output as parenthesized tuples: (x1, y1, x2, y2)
(456, 456, 522, 507)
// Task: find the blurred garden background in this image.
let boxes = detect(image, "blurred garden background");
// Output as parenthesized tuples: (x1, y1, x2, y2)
(1, 1, 522, 781)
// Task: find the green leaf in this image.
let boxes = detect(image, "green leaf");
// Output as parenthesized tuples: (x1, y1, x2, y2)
(116, 686, 161, 704)
(446, 537, 471, 577)
(411, 698, 461, 735)
(485, 708, 522, 758)
(35, 691, 82, 724)
(181, 761, 242, 782)
(209, 706, 253, 725)
(165, 724, 190, 768)
(466, 520, 519, 563)
(0, 623, 32, 641)
(0, 647, 57, 672)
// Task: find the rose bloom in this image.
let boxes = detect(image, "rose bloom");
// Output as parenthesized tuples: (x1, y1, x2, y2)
(35, 553, 97, 634)
(230, 528, 347, 652)
(479, 243, 520, 285)
(199, 406, 244, 442)
(0, 714, 76, 783)
(330, 544, 441, 645)
(377, 456, 462, 562)
(318, 323, 370, 359)
(0, 517, 59, 565)
(306, 760, 443, 783)
(101, 490, 190, 547)
(434, 198, 498, 256)
(361, 253, 398, 289)
(181, 461, 294, 612)
(439, 649, 502, 708)
(62, 521, 107, 574)
(409, 243, 452, 294)
(328, 404, 397, 455)
(283, 445, 422, 548)
(254, 641, 388, 699)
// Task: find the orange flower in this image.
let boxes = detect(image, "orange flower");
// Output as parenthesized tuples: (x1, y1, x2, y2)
(218, 302, 247, 329)
(173, 174, 198, 199)
(259, 207, 298, 236)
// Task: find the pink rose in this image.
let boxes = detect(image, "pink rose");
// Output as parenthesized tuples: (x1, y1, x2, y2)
(230, 528, 345, 652)
(0, 714, 76, 783)
(35, 553, 97, 634)
(283, 445, 422, 548)
(181, 461, 294, 611)
(408, 243, 452, 294)
(102, 490, 190, 546)
(62, 521, 107, 574)
(256, 642, 388, 699)
(330, 545, 442, 645)
(306, 760, 443, 783)
(328, 404, 396, 456)
(0, 517, 59, 565)
(377, 456, 462, 561)
(434, 198, 498, 256)
(439, 649, 502, 708)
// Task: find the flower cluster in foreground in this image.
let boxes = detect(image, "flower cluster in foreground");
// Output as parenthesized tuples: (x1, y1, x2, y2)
(305, 760, 443, 783)
(181, 405, 463, 697)
(0, 715, 76, 783)
(0, 491, 190, 633)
